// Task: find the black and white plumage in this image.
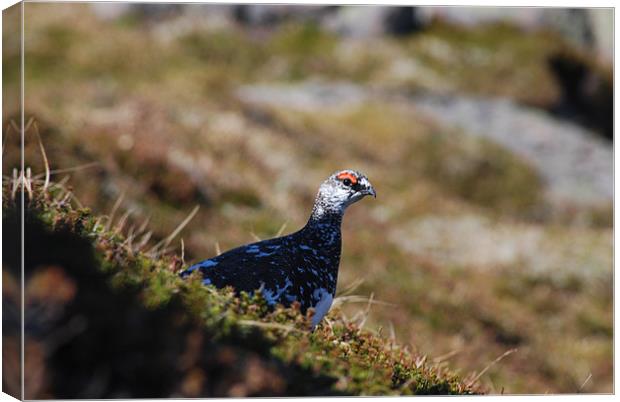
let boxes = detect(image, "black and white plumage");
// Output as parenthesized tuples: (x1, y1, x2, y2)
(180, 169, 376, 327)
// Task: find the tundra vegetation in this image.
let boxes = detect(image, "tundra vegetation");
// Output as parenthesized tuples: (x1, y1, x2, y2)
(3, 3, 612, 396)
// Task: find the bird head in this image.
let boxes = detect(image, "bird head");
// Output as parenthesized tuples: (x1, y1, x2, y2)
(313, 170, 376, 216)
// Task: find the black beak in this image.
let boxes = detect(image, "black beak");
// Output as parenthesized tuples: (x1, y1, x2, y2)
(365, 186, 376, 198)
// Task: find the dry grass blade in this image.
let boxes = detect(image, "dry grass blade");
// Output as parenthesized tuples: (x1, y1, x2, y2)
(215, 241, 222, 256)
(11, 169, 19, 199)
(24, 168, 33, 199)
(388, 321, 396, 342)
(121, 222, 138, 249)
(50, 175, 71, 189)
(275, 220, 288, 237)
(433, 349, 463, 364)
(91, 217, 103, 234)
(332, 294, 395, 309)
(120, 237, 134, 254)
(33, 162, 100, 179)
(126, 223, 136, 239)
(415, 355, 427, 369)
(250, 232, 262, 242)
(2, 122, 14, 156)
(180, 238, 186, 266)
(105, 191, 125, 231)
(237, 319, 301, 335)
(579, 373, 592, 392)
(24, 116, 34, 133)
(9, 119, 19, 133)
(52, 187, 67, 204)
(135, 231, 153, 252)
(147, 205, 200, 256)
(357, 292, 374, 330)
(136, 215, 151, 236)
(33, 122, 51, 191)
(322, 317, 334, 333)
(10, 117, 33, 136)
(69, 192, 84, 209)
(59, 190, 73, 205)
(113, 208, 134, 234)
(160, 245, 177, 256)
(469, 348, 518, 386)
(337, 277, 365, 297)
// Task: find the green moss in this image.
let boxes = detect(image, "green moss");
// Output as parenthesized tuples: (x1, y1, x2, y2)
(7, 184, 477, 396)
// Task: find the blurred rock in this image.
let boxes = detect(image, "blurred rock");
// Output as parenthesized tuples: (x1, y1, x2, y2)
(236, 81, 368, 112)
(587, 9, 614, 64)
(322, 6, 424, 37)
(409, 93, 612, 208)
(238, 81, 612, 210)
(232, 5, 422, 37)
(90, 3, 132, 21)
(391, 214, 611, 284)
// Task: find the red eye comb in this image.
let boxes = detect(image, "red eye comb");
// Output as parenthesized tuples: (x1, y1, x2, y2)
(336, 172, 358, 185)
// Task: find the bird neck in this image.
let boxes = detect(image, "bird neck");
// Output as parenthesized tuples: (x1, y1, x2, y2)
(306, 208, 343, 229)
(300, 196, 344, 253)
(307, 195, 344, 229)
(301, 210, 342, 255)
(296, 195, 343, 277)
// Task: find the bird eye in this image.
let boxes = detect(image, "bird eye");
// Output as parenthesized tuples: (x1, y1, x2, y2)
(337, 172, 358, 187)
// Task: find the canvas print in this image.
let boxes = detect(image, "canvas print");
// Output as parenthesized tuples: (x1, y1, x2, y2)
(2, 2, 613, 398)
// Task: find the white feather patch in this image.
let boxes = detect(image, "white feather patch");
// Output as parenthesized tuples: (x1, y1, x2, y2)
(311, 288, 333, 328)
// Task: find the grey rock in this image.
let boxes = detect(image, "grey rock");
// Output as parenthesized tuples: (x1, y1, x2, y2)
(323, 6, 423, 37)
(236, 81, 368, 112)
(238, 81, 612, 209)
(417, 6, 543, 28)
(409, 93, 613, 207)
(90, 3, 133, 21)
(587, 8, 614, 63)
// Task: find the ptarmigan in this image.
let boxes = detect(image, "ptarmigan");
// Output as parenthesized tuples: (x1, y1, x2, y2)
(180, 170, 376, 327)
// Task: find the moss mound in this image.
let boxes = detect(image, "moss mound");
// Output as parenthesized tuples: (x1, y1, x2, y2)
(2, 184, 479, 398)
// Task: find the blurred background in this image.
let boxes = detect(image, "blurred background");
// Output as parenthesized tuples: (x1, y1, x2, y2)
(3, 3, 613, 394)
